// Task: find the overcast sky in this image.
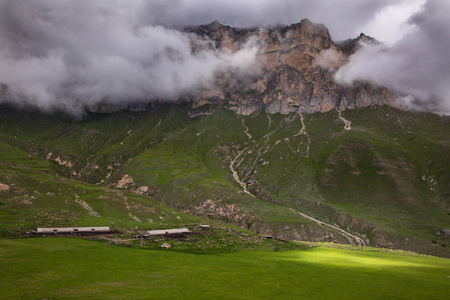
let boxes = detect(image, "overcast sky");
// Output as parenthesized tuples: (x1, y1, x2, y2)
(141, 0, 426, 45)
(0, 0, 448, 115)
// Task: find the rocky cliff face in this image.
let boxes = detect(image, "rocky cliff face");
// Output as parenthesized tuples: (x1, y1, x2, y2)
(187, 19, 396, 114)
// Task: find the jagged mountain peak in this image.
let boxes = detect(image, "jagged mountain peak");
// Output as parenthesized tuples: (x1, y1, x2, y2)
(185, 20, 395, 115)
(289, 18, 330, 34)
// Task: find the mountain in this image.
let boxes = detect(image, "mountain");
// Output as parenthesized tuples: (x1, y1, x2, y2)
(184, 19, 396, 114)
(0, 20, 449, 258)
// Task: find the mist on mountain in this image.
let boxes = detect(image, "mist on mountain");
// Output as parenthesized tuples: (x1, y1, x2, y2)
(0, 0, 448, 115)
(335, 0, 450, 115)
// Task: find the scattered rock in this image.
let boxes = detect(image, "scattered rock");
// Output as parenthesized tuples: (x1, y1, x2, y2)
(135, 186, 149, 196)
(258, 159, 269, 166)
(116, 174, 134, 189)
(54, 156, 74, 168)
(0, 183, 10, 191)
(161, 243, 171, 249)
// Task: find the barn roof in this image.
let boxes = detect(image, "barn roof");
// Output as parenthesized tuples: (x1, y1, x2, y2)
(36, 226, 110, 233)
(146, 228, 190, 235)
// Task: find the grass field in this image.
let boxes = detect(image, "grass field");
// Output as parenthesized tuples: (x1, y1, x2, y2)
(0, 237, 449, 299)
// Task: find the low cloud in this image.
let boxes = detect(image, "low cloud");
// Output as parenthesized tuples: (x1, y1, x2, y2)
(335, 0, 450, 114)
(316, 48, 346, 71)
(0, 1, 261, 115)
(0, 0, 447, 115)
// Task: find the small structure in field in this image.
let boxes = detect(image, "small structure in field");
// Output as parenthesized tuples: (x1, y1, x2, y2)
(198, 225, 211, 229)
(146, 228, 190, 236)
(36, 226, 111, 234)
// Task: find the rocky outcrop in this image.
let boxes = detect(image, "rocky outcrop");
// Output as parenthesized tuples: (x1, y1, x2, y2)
(87, 19, 396, 114)
(186, 199, 257, 229)
(116, 174, 135, 189)
(188, 19, 397, 114)
(0, 183, 10, 191)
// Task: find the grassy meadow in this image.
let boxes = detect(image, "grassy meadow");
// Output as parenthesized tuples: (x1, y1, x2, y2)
(0, 237, 449, 299)
(1, 105, 449, 256)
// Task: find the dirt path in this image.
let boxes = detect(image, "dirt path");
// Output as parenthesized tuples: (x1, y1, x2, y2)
(129, 213, 142, 222)
(338, 110, 352, 130)
(227, 116, 257, 197)
(75, 196, 99, 217)
(196, 128, 206, 136)
(289, 208, 365, 246)
(293, 111, 311, 157)
(251, 108, 262, 118)
(266, 111, 272, 129)
(241, 118, 253, 140)
(229, 147, 255, 197)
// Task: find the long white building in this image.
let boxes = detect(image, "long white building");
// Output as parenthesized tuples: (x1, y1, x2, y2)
(36, 226, 111, 233)
(146, 228, 190, 236)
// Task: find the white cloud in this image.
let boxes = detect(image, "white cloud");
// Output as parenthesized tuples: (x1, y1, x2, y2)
(335, 0, 450, 115)
(359, 0, 426, 45)
(316, 48, 346, 71)
(0, 1, 262, 115)
(0, 0, 446, 114)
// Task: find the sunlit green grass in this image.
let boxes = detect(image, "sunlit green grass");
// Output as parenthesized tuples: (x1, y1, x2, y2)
(0, 238, 449, 299)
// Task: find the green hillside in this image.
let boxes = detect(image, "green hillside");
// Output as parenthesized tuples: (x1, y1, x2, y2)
(0, 104, 449, 257)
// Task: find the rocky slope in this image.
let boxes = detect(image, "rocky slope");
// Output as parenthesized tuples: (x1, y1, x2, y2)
(186, 19, 396, 114)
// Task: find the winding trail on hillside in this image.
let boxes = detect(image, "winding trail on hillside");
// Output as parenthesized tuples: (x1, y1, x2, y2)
(266, 111, 272, 129)
(241, 118, 253, 140)
(129, 213, 142, 222)
(289, 208, 365, 246)
(75, 196, 99, 218)
(338, 110, 352, 130)
(293, 111, 311, 157)
(228, 117, 256, 197)
(251, 108, 262, 118)
(230, 148, 255, 197)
